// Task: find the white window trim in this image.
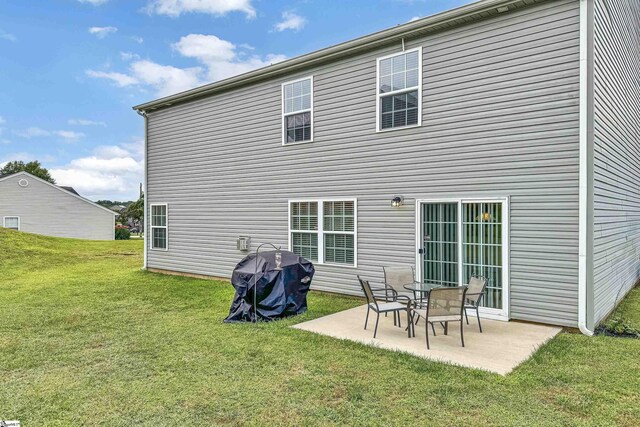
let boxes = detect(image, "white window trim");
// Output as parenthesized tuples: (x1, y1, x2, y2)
(3, 216, 20, 231)
(288, 198, 358, 268)
(149, 203, 168, 251)
(282, 75, 314, 146)
(376, 46, 423, 133)
(414, 196, 510, 321)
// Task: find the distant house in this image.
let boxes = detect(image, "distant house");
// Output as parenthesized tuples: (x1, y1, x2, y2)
(133, 0, 640, 333)
(0, 171, 117, 240)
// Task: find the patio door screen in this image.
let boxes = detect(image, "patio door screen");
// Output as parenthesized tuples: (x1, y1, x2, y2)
(419, 200, 507, 314)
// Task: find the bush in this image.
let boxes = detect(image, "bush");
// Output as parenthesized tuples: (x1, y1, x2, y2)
(115, 226, 131, 240)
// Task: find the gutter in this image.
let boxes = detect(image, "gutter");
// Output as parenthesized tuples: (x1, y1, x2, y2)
(578, 0, 594, 336)
(132, 0, 528, 113)
(136, 109, 148, 270)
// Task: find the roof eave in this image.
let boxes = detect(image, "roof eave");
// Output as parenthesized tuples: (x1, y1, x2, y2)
(132, 0, 524, 112)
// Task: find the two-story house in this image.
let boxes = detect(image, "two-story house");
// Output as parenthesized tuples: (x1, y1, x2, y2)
(133, 0, 640, 333)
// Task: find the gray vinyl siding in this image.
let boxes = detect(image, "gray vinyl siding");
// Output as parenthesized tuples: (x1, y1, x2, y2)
(592, 0, 640, 326)
(146, 0, 580, 327)
(0, 173, 115, 240)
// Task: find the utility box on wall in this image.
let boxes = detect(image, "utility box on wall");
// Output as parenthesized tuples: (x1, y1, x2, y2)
(237, 236, 251, 251)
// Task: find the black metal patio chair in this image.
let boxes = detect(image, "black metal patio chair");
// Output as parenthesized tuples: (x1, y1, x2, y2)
(357, 275, 412, 338)
(464, 276, 488, 332)
(408, 285, 468, 349)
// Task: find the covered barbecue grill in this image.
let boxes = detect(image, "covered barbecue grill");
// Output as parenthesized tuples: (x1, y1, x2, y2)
(224, 249, 314, 322)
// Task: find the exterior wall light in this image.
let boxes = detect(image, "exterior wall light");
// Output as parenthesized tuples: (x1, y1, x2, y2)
(391, 196, 404, 207)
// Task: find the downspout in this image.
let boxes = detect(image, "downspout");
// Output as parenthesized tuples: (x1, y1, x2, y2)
(578, 0, 594, 335)
(136, 109, 148, 270)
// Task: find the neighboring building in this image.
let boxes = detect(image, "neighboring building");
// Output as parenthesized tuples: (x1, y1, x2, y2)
(133, 0, 640, 333)
(0, 171, 117, 240)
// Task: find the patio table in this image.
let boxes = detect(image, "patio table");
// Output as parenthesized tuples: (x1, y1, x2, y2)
(403, 282, 448, 332)
(403, 282, 444, 302)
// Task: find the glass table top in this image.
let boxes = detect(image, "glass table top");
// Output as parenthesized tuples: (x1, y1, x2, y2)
(402, 282, 445, 292)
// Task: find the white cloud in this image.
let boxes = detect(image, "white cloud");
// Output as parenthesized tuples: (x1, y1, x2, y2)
(172, 34, 236, 63)
(130, 60, 203, 97)
(0, 30, 17, 42)
(171, 34, 286, 82)
(50, 142, 144, 200)
(274, 12, 306, 32)
(144, 0, 256, 18)
(86, 70, 139, 87)
(55, 130, 85, 140)
(78, 0, 110, 5)
(409, 16, 421, 22)
(0, 116, 5, 125)
(88, 26, 118, 39)
(120, 52, 140, 61)
(13, 127, 84, 141)
(1, 139, 11, 145)
(131, 36, 144, 44)
(68, 119, 107, 127)
(14, 127, 51, 138)
(88, 34, 286, 97)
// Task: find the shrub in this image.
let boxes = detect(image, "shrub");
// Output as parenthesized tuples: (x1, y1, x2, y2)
(115, 226, 131, 240)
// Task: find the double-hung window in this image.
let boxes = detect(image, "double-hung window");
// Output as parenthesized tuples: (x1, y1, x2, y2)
(289, 199, 357, 266)
(282, 77, 313, 144)
(3, 216, 20, 230)
(150, 204, 168, 250)
(377, 47, 422, 131)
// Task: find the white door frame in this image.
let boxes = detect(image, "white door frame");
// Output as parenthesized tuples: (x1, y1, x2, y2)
(415, 197, 510, 321)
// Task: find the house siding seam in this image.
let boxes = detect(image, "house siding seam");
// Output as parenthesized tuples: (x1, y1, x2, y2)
(146, 0, 581, 327)
(592, 0, 640, 326)
(0, 173, 115, 240)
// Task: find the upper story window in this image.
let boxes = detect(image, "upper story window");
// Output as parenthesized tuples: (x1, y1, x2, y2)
(282, 77, 313, 144)
(150, 204, 168, 250)
(377, 48, 422, 131)
(3, 216, 20, 230)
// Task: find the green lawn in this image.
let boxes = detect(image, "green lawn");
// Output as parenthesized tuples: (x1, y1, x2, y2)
(1, 229, 639, 426)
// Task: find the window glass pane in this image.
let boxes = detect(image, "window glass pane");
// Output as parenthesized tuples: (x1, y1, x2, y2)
(380, 58, 392, 77)
(380, 76, 392, 94)
(4, 217, 18, 230)
(406, 69, 419, 89)
(392, 73, 405, 91)
(380, 90, 419, 129)
(292, 232, 318, 261)
(290, 202, 318, 231)
(285, 112, 312, 143)
(301, 78, 311, 94)
(406, 50, 419, 70)
(151, 205, 166, 227)
(324, 233, 355, 265)
(392, 54, 405, 74)
(381, 96, 393, 113)
(152, 227, 167, 249)
(381, 113, 393, 129)
(378, 51, 419, 95)
(324, 201, 354, 232)
(284, 78, 312, 116)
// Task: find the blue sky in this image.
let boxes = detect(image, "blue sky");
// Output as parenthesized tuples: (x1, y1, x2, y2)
(0, 0, 472, 200)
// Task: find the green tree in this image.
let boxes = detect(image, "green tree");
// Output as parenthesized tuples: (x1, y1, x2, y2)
(0, 160, 56, 183)
(120, 194, 144, 235)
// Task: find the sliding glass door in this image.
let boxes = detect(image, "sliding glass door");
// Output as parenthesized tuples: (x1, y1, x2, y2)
(422, 203, 458, 287)
(462, 202, 503, 310)
(419, 199, 507, 315)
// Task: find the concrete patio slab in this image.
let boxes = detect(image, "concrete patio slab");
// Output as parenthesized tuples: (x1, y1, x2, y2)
(293, 305, 562, 375)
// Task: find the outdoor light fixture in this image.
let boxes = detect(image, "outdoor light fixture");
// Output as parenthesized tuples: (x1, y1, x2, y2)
(497, 6, 509, 13)
(391, 196, 404, 207)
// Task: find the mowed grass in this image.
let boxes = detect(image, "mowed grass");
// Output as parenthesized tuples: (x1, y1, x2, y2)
(0, 229, 639, 426)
